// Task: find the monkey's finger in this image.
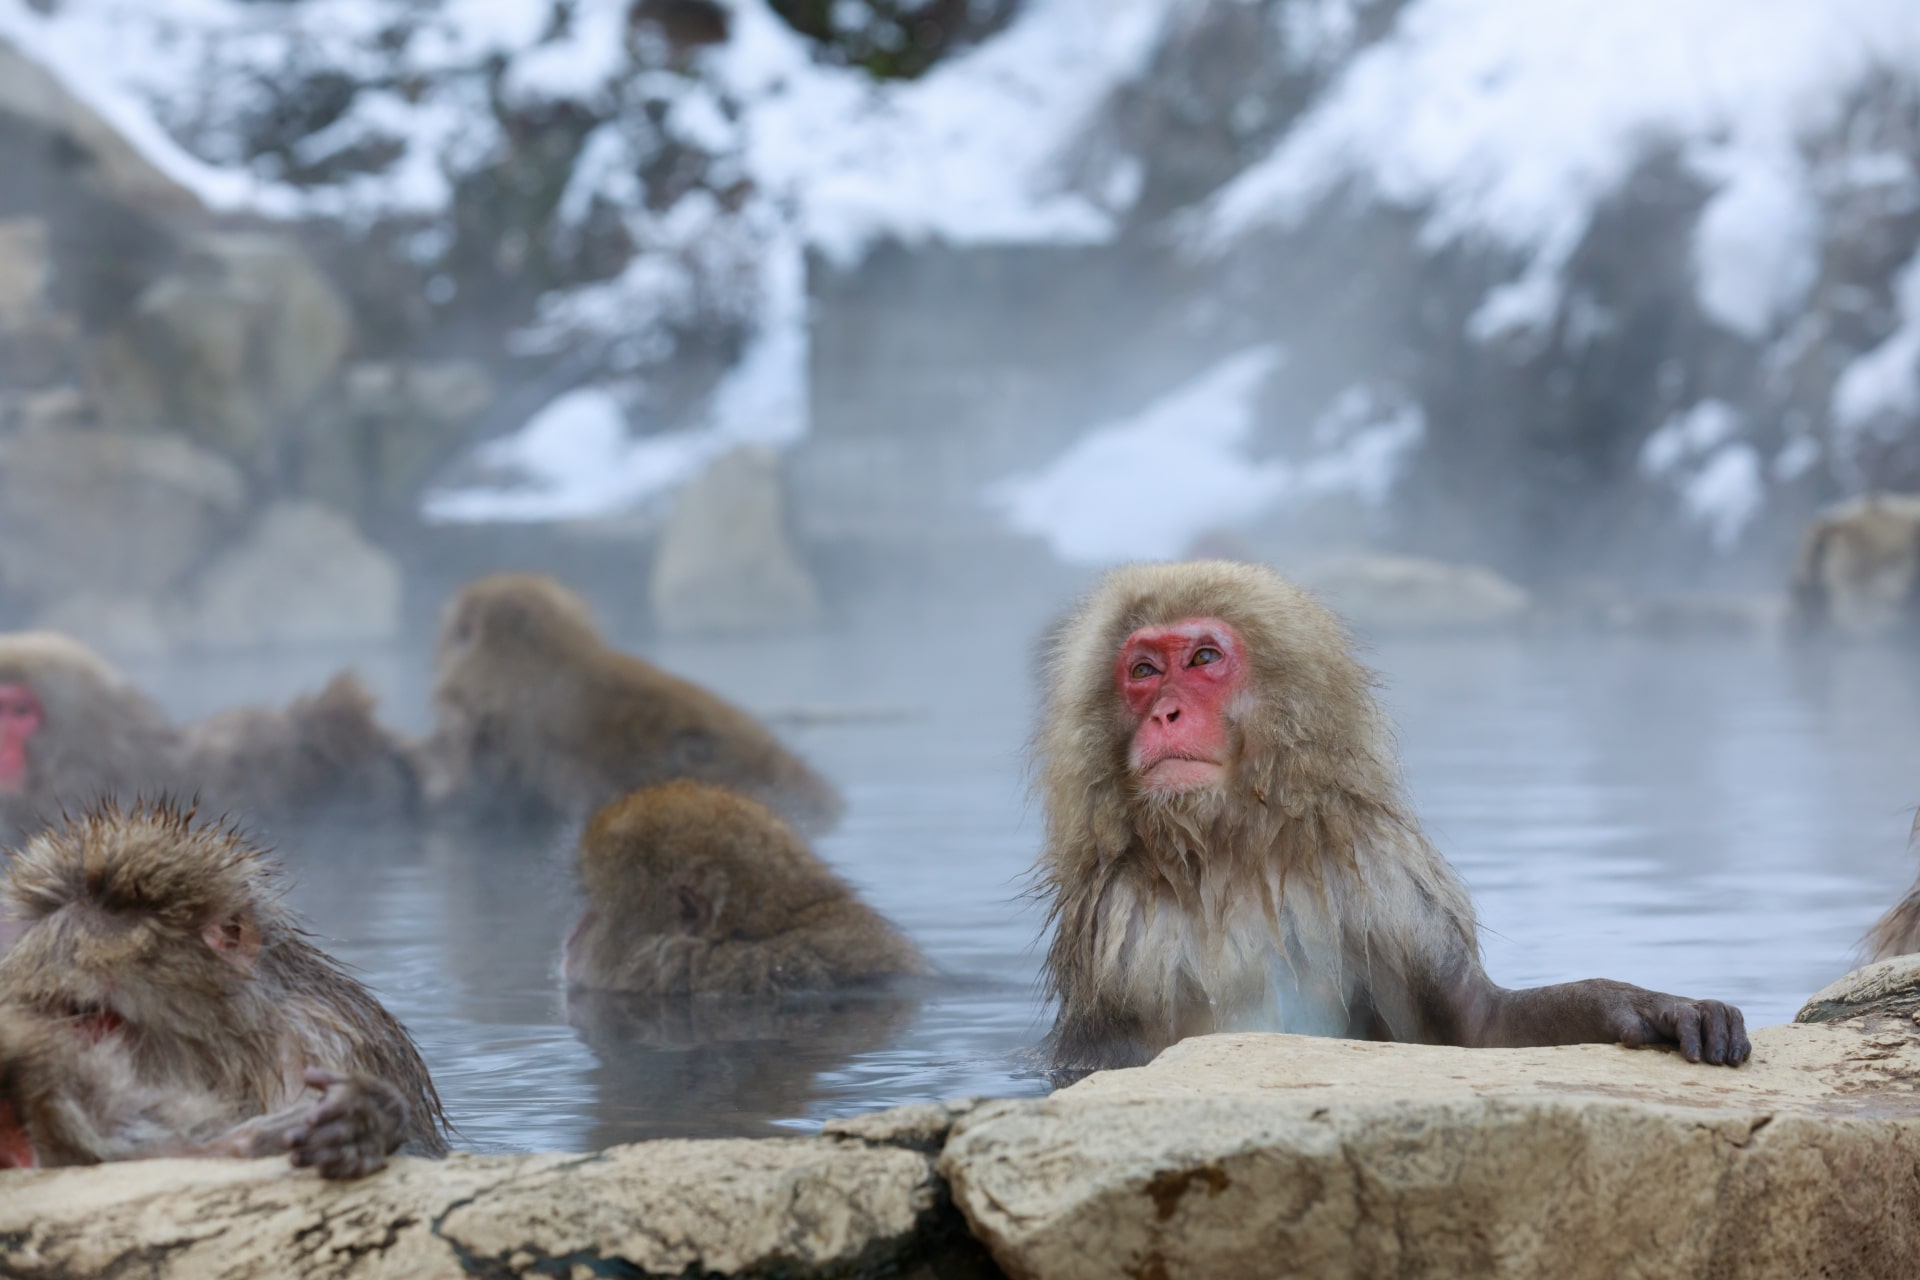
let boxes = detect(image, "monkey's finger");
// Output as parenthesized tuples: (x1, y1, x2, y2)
(1727, 1009, 1753, 1065)
(1671, 1004, 1703, 1063)
(1701, 1004, 1731, 1065)
(303, 1067, 347, 1091)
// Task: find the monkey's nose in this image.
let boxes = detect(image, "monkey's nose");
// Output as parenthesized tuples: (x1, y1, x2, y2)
(1151, 704, 1181, 727)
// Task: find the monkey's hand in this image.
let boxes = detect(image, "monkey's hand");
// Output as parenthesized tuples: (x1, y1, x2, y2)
(1607, 988, 1751, 1067)
(286, 1068, 409, 1179)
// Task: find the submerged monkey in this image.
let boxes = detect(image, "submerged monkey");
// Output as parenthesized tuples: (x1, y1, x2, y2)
(0, 802, 447, 1176)
(422, 574, 843, 834)
(1035, 561, 1750, 1077)
(563, 780, 925, 998)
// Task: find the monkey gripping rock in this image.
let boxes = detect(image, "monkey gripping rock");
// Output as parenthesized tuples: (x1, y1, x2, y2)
(940, 1021, 1920, 1280)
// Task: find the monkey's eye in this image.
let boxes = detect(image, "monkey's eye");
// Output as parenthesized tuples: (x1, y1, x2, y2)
(1188, 647, 1224, 667)
(1129, 660, 1160, 680)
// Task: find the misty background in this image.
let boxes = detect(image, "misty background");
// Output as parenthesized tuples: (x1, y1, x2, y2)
(1, 0, 1918, 1150)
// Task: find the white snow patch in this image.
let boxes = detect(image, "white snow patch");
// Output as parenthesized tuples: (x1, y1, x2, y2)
(1640, 400, 1741, 477)
(989, 354, 1424, 564)
(1200, 0, 1920, 338)
(421, 388, 727, 524)
(1682, 444, 1765, 550)
(1833, 249, 1920, 436)
(989, 348, 1284, 563)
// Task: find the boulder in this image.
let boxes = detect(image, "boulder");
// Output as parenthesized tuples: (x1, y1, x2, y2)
(0, 1134, 971, 1279)
(1796, 953, 1920, 1024)
(1790, 493, 1920, 640)
(650, 445, 823, 635)
(1289, 553, 1533, 633)
(0, 430, 246, 605)
(169, 501, 402, 651)
(0, 217, 49, 330)
(91, 232, 353, 463)
(941, 1023, 1920, 1279)
(300, 359, 495, 520)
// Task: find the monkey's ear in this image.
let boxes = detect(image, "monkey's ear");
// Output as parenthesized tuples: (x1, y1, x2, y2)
(202, 913, 262, 973)
(670, 864, 724, 935)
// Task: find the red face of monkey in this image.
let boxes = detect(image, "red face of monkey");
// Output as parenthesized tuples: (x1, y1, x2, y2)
(0, 684, 42, 796)
(1116, 617, 1245, 794)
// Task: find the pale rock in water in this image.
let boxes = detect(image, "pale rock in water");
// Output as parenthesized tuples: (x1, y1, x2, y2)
(650, 445, 823, 635)
(1288, 553, 1533, 634)
(168, 501, 402, 651)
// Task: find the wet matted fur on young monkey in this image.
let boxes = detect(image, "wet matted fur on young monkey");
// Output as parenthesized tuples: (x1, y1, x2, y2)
(0, 802, 447, 1177)
(1034, 560, 1750, 1079)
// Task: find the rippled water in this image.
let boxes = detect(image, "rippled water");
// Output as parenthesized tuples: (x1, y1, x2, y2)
(133, 625, 1920, 1154)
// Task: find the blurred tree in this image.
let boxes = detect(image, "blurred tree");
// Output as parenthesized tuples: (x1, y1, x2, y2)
(769, 0, 1021, 80)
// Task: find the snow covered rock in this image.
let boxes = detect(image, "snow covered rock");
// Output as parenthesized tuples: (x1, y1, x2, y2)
(650, 445, 822, 635)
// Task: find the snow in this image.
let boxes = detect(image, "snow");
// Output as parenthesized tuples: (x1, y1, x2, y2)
(421, 388, 729, 524)
(1201, 0, 1920, 342)
(1683, 445, 1765, 550)
(988, 353, 1425, 564)
(1833, 249, 1920, 437)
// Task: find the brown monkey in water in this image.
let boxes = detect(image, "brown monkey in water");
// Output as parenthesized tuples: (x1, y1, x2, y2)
(1861, 811, 1920, 962)
(1035, 561, 1750, 1077)
(562, 780, 924, 997)
(0, 633, 180, 841)
(422, 573, 843, 834)
(178, 672, 419, 821)
(0, 801, 447, 1176)
(0, 632, 417, 838)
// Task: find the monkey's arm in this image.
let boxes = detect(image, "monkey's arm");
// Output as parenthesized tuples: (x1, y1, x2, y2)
(1430, 956, 1751, 1066)
(1044, 1002, 1160, 1086)
(181, 1068, 409, 1179)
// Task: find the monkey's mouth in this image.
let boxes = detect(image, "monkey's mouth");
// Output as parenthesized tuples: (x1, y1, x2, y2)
(49, 999, 126, 1044)
(1138, 757, 1226, 792)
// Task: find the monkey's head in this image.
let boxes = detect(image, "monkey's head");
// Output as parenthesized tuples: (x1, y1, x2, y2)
(565, 780, 849, 986)
(0, 802, 290, 1076)
(437, 573, 603, 683)
(1042, 561, 1395, 849)
(0, 633, 145, 797)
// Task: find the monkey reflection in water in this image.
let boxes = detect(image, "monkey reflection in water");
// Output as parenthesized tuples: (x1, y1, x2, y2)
(0, 802, 447, 1177)
(562, 781, 927, 1141)
(1034, 561, 1751, 1080)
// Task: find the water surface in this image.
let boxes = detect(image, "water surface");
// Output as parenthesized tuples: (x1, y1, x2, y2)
(136, 628, 1920, 1153)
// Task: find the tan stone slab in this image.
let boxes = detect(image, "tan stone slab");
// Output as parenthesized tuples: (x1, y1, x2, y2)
(940, 1022, 1920, 1280)
(0, 1136, 945, 1279)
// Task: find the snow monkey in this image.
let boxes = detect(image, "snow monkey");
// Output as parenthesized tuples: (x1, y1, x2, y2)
(562, 780, 925, 997)
(1035, 561, 1751, 1077)
(0, 633, 417, 843)
(0, 633, 180, 842)
(422, 573, 843, 834)
(0, 802, 447, 1177)
(1862, 811, 1920, 962)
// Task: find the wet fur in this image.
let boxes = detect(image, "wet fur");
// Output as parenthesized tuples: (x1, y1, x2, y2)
(0, 802, 447, 1165)
(423, 574, 843, 834)
(1037, 561, 1480, 1071)
(1864, 811, 1920, 962)
(567, 780, 924, 997)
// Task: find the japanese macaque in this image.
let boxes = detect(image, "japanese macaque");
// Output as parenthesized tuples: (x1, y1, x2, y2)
(0, 632, 416, 839)
(178, 673, 419, 822)
(0, 633, 180, 841)
(1862, 811, 1920, 962)
(1789, 493, 1920, 640)
(0, 802, 447, 1177)
(562, 780, 925, 997)
(1035, 561, 1750, 1078)
(422, 573, 843, 834)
